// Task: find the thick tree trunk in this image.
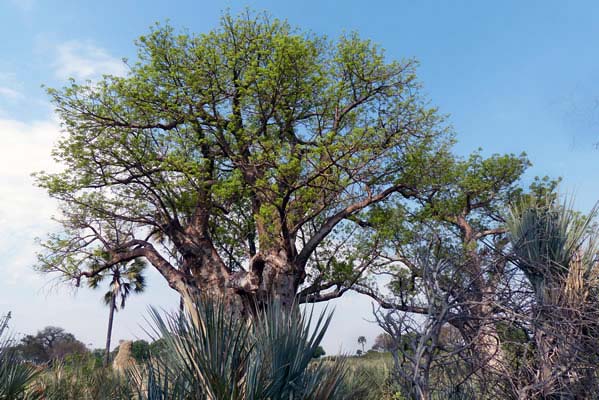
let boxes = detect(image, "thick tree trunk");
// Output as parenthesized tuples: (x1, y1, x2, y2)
(176, 248, 301, 319)
(470, 322, 506, 373)
(105, 292, 116, 367)
(458, 292, 508, 379)
(536, 328, 554, 398)
(459, 241, 508, 377)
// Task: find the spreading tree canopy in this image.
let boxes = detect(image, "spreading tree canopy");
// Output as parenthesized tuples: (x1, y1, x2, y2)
(36, 11, 457, 310)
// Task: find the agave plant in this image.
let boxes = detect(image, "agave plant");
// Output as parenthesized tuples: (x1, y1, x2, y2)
(0, 313, 41, 400)
(134, 298, 350, 400)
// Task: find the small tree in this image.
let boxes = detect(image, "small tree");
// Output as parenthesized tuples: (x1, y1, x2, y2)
(357, 336, 366, 353)
(312, 345, 326, 359)
(372, 333, 394, 352)
(88, 259, 146, 366)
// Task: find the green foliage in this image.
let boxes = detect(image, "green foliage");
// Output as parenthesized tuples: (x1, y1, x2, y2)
(148, 338, 168, 357)
(34, 9, 452, 302)
(130, 340, 151, 363)
(17, 327, 87, 365)
(312, 345, 326, 359)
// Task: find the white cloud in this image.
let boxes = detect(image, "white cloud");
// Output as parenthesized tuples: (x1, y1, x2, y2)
(54, 41, 127, 81)
(0, 115, 181, 349)
(0, 86, 23, 100)
(0, 118, 61, 285)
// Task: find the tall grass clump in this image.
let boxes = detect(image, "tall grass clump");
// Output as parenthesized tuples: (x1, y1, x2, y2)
(35, 355, 132, 400)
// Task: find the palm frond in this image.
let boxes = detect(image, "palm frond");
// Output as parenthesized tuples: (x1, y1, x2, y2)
(0, 317, 41, 400)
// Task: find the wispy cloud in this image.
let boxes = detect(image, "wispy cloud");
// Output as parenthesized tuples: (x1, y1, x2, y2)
(0, 72, 24, 101)
(0, 86, 23, 100)
(8, 0, 35, 12)
(54, 41, 127, 81)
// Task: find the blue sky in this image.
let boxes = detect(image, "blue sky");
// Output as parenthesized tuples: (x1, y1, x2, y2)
(1, 0, 598, 353)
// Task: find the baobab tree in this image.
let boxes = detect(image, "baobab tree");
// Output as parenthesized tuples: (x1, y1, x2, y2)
(35, 11, 452, 312)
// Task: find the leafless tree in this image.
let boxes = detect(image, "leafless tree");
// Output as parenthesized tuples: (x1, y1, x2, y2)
(372, 250, 488, 399)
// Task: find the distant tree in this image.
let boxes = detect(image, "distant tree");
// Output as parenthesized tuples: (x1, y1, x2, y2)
(358, 336, 366, 353)
(130, 340, 151, 363)
(372, 333, 394, 352)
(88, 259, 146, 366)
(149, 338, 168, 357)
(356, 349, 363, 356)
(312, 345, 326, 359)
(50, 340, 88, 361)
(18, 326, 87, 364)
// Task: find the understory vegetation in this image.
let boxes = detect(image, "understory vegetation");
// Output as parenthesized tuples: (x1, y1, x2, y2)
(1, 301, 400, 399)
(5, 199, 599, 397)
(7, 195, 599, 399)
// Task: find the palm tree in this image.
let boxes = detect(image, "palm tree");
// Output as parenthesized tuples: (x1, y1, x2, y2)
(88, 259, 147, 366)
(358, 336, 366, 353)
(506, 196, 598, 303)
(506, 195, 599, 396)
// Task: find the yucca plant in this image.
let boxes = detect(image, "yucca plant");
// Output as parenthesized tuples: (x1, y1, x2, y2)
(0, 313, 41, 400)
(135, 298, 351, 400)
(506, 195, 599, 301)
